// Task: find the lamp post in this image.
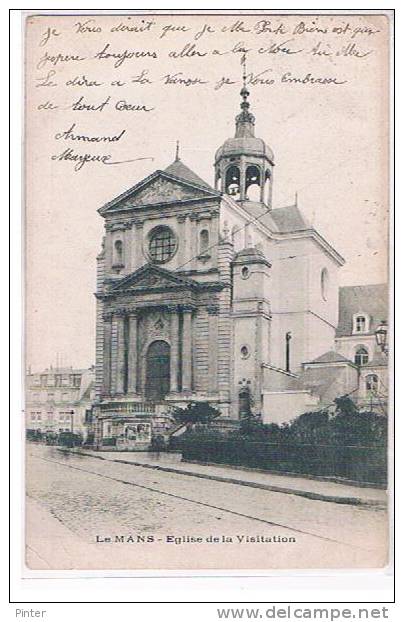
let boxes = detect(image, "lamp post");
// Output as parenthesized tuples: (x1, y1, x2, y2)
(375, 321, 389, 355)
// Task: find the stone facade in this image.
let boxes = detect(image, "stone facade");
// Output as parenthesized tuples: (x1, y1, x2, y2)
(91, 84, 388, 446)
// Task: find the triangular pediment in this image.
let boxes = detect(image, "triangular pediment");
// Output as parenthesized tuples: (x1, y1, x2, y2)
(111, 264, 201, 293)
(99, 169, 219, 215)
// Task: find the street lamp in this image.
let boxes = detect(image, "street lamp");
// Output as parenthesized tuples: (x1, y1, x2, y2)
(375, 321, 389, 354)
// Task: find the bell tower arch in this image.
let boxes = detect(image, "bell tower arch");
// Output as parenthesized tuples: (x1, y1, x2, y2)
(214, 63, 275, 207)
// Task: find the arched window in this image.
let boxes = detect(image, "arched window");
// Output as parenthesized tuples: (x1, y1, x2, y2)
(245, 165, 261, 201)
(321, 267, 329, 301)
(353, 314, 368, 334)
(113, 239, 124, 266)
(354, 346, 369, 366)
(365, 374, 379, 395)
(199, 229, 209, 255)
(225, 165, 240, 198)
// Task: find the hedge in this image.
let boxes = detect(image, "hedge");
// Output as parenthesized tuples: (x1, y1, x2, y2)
(170, 438, 387, 486)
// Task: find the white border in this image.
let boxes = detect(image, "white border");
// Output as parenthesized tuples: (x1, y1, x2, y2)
(7, 3, 398, 609)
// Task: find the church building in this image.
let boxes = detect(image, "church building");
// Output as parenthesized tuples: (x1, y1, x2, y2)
(91, 79, 388, 447)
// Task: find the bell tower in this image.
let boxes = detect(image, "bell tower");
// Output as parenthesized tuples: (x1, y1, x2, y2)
(214, 60, 275, 207)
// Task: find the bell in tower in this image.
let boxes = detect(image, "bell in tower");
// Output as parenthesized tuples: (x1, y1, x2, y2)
(214, 59, 275, 207)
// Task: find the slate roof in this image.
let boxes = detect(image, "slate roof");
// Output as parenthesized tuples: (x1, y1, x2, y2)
(241, 201, 280, 232)
(270, 205, 311, 233)
(164, 159, 213, 190)
(336, 284, 388, 337)
(362, 350, 388, 368)
(305, 351, 353, 365)
(215, 136, 274, 164)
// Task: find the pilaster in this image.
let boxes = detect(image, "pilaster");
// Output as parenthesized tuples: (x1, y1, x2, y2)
(127, 310, 138, 393)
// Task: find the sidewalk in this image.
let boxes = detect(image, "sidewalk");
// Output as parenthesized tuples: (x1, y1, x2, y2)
(64, 449, 387, 508)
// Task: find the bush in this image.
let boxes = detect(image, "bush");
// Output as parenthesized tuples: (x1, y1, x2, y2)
(170, 437, 387, 485)
(101, 437, 117, 447)
(58, 432, 83, 447)
(26, 429, 43, 441)
(172, 401, 221, 426)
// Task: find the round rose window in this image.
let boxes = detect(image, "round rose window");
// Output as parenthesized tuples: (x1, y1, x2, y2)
(148, 226, 177, 263)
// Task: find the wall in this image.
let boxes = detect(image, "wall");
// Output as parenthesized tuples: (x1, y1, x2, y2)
(262, 391, 319, 425)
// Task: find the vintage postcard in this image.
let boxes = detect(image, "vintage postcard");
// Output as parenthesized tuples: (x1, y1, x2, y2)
(24, 10, 391, 572)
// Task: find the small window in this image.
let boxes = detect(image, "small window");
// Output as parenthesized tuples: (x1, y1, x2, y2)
(240, 345, 250, 359)
(366, 374, 379, 395)
(241, 266, 250, 279)
(354, 346, 369, 366)
(321, 268, 329, 301)
(353, 314, 368, 334)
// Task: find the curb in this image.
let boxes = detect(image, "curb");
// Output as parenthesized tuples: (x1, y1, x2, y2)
(59, 448, 386, 508)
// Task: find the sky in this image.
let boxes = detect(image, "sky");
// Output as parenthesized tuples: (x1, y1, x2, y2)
(24, 12, 390, 372)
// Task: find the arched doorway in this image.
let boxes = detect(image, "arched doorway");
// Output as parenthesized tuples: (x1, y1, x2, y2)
(145, 340, 170, 400)
(239, 388, 251, 417)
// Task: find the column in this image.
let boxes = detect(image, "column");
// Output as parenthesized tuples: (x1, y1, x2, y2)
(169, 306, 180, 393)
(207, 305, 219, 393)
(102, 312, 113, 397)
(116, 310, 126, 395)
(239, 157, 246, 201)
(182, 305, 193, 393)
(260, 167, 265, 203)
(127, 310, 138, 393)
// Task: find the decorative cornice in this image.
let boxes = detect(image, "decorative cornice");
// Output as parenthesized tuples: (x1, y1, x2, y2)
(166, 304, 179, 314)
(105, 221, 132, 232)
(207, 304, 220, 316)
(115, 308, 127, 317)
(181, 304, 196, 314)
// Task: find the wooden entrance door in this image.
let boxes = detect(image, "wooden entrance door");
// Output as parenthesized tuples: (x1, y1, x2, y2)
(145, 340, 170, 400)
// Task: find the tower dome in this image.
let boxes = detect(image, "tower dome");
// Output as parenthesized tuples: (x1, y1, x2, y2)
(214, 73, 274, 207)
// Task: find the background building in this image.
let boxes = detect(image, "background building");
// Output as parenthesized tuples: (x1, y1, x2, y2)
(25, 366, 95, 437)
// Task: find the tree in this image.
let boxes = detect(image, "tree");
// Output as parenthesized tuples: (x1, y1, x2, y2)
(330, 396, 387, 446)
(172, 401, 221, 426)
